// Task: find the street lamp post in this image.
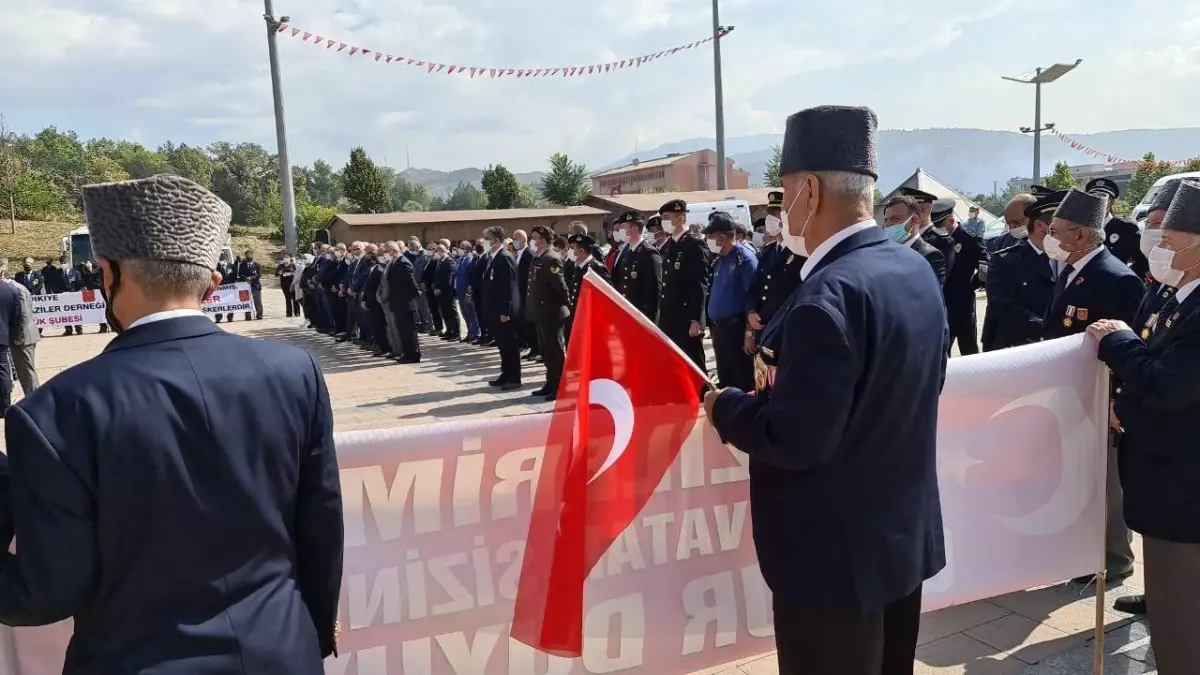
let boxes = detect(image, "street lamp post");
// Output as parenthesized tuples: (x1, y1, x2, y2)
(711, 1, 734, 190)
(1002, 60, 1081, 184)
(263, 0, 299, 254)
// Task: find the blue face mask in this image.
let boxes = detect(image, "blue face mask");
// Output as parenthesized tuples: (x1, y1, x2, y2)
(884, 222, 911, 244)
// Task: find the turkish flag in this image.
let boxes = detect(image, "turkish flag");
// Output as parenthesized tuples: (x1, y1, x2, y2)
(81, 289, 96, 303)
(511, 270, 709, 656)
(239, 290, 250, 302)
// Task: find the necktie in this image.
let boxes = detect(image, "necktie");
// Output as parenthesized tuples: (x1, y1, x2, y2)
(1152, 297, 1181, 336)
(1054, 264, 1074, 301)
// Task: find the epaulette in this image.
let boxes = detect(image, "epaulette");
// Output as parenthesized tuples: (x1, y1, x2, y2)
(993, 243, 1022, 256)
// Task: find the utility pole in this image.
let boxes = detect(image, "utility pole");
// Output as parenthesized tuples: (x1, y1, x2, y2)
(263, 0, 298, 253)
(711, 0, 727, 190)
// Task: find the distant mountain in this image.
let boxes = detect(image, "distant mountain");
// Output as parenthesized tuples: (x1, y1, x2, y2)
(608, 128, 1200, 196)
(399, 167, 545, 197)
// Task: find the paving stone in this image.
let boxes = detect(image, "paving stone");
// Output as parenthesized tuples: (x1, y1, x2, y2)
(919, 601, 1012, 646)
(965, 614, 1087, 666)
(990, 585, 1129, 636)
(914, 633, 1025, 674)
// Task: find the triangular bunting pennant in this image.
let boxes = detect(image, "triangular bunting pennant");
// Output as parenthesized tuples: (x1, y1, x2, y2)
(386, 55, 393, 63)
(277, 23, 288, 33)
(506, 68, 515, 75)
(337, 43, 347, 52)
(362, 49, 371, 56)
(427, 62, 436, 72)
(550, 68, 559, 76)
(291, 28, 300, 37)
(349, 47, 359, 56)
(416, 60, 425, 66)
(490, 69, 497, 78)
(516, 70, 524, 78)
(326, 41, 335, 49)
(436, 64, 446, 72)
(375, 53, 383, 61)
(302, 32, 312, 41)
(314, 37, 324, 46)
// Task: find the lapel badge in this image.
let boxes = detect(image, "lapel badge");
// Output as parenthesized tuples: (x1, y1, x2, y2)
(675, 261, 681, 270)
(1077, 308, 1089, 321)
(632, 271, 638, 279)
(1063, 317, 1074, 328)
(787, 253, 795, 264)
(1141, 327, 1151, 340)
(954, 242, 963, 253)
(1163, 289, 1172, 298)
(1074, 276, 1084, 285)
(489, 270, 494, 280)
(1066, 305, 1076, 318)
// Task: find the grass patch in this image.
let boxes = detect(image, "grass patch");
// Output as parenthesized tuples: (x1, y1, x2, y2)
(0, 220, 285, 274)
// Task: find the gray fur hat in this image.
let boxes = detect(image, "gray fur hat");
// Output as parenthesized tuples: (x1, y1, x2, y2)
(1163, 179, 1200, 235)
(82, 174, 232, 269)
(1053, 188, 1107, 229)
(1150, 178, 1186, 215)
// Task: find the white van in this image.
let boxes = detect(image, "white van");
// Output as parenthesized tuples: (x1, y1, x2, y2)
(684, 198, 753, 231)
(1132, 171, 1200, 224)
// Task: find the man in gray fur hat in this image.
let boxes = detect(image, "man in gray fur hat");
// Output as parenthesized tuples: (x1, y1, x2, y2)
(1089, 178, 1200, 672)
(0, 175, 343, 674)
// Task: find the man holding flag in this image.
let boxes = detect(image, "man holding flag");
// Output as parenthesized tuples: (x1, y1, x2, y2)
(704, 106, 949, 675)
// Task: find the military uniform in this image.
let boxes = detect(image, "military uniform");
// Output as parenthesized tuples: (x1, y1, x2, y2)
(748, 191, 805, 332)
(564, 234, 610, 343)
(938, 204, 987, 355)
(656, 199, 710, 373)
(982, 241, 1056, 350)
(1096, 178, 1200, 671)
(1088, 178, 1148, 281)
(616, 239, 662, 321)
(711, 106, 946, 675)
(526, 246, 571, 399)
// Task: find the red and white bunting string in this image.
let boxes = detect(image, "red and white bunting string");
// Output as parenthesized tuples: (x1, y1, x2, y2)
(276, 23, 730, 79)
(1048, 127, 1200, 167)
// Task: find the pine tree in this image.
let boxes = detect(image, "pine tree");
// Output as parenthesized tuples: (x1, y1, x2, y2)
(341, 148, 390, 213)
(481, 164, 520, 209)
(540, 153, 590, 206)
(763, 145, 782, 188)
(1045, 161, 1077, 190)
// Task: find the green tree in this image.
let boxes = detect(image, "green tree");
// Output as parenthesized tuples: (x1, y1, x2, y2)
(401, 200, 426, 212)
(0, 114, 24, 231)
(160, 143, 214, 188)
(1045, 161, 1077, 190)
(12, 169, 72, 221)
(111, 140, 169, 178)
(390, 176, 431, 212)
(307, 159, 343, 206)
(24, 126, 86, 203)
(1126, 152, 1175, 206)
(539, 153, 590, 206)
(341, 148, 390, 214)
(481, 164, 519, 209)
(763, 144, 782, 188)
(446, 181, 487, 210)
(296, 202, 337, 251)
(209, 141, 277, 225)
(873, 188, 884, 206)
(84, 154, 130, 184)
(514, 183, 540, 208)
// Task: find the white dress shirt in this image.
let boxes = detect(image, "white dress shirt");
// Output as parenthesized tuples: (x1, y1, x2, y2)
(1065, 246, 1106, 286)
(1175, 278, 1200, 305)
(128, 308, 206, 330)
(800, 220, 880, 281)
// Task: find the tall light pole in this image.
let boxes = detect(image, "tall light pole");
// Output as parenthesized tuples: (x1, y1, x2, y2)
(711, 1, 733, 190)
(263, 0, 299, 253)
(1002, 59, 1081, 184)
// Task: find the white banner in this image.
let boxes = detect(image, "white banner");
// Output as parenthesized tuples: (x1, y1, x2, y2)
(30, 283, 254, 328)
(0, 335, 1108, 675)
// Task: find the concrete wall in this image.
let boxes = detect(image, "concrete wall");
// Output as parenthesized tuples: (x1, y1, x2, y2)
(329, 213, 608, 247)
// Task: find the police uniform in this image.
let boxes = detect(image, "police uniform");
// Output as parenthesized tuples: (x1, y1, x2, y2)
(748, 191, 805, 330)
(1087, 177, 1148, 281)
(0, 175, 343, 674)
(656, 199, 710, 373)
(711, 106, 946, 675)
(526, 243, 570, 400)
(933, 202, 986, 355)
(564, 234, 610, 343)
(705, 212, 759, 401)
(1097, 178, 1200, 671)
(614, 215, 662, 321)
(921, 201, 957, 280)
(981, 193, 1063, 351)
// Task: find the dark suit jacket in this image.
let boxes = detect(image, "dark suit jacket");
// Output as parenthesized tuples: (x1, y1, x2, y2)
(1104, 215, 1148, 281)
(362, 263, 385, 309)
(747, 241, 804, 326)
(385, 256, 419, 312)
(1041, 248, 1145, 340)
(1132, 283, 1176, 334)
(0, 280, 22, 348)
(713, 227, 948, 612)
(482, 249, 520, 320)
(944, 227, 985, 304)
(433, 256, 457, 294)
(0, 317, 343, 674)
(516, 248, 533, 317)
(983, 241, 1055, 350)
(1100, 286, 1200, 543)
(910, 235, 947, 287)
(616, 241, 662, 321)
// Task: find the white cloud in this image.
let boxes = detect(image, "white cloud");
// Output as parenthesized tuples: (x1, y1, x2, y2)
(3, 0, 1200, 178)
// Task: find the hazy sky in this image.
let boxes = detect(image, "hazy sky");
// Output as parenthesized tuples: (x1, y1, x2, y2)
(2, 0, 1196, 173)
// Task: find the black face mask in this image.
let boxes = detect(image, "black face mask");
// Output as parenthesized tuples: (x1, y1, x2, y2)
(100, 262, 125, 334)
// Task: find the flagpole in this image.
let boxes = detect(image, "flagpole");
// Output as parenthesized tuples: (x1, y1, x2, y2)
(1092, 382, 1113, 675)
(1093, 569, 1106, 675)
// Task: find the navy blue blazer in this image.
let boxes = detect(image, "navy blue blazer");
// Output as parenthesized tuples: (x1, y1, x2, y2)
(712, 227, 948, 612)
(1132, 282, 1176, 334)
(1100, 287, 1200, 543)
(0, 280, 21, 348)
(482, 249, 520, 320)
(983, 241, 1055, 351)
(1041, 248, 1145, 340)
(0, 316, 343, 674)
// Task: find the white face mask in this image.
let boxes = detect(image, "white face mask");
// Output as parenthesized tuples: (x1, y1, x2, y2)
(752, 232, 765, 247)
(706, 239, 722, 255)
(1140, 228, 1164, 260)
(1149, 243, 1200, 287)
(764, 215, 783, 236)
(661, 218, 678, 235)
(1010, 226, 1029, 240)
(780, 182, 813, 257)
(614, 229, 629, 244)
(1043, 235, 1070, 262)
